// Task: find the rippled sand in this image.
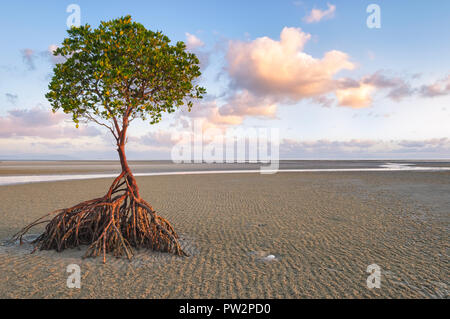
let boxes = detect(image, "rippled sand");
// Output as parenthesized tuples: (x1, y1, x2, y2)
(0, 172, 448, 298)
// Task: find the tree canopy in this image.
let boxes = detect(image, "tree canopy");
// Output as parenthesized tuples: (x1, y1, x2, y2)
(46, 15, 205, 141)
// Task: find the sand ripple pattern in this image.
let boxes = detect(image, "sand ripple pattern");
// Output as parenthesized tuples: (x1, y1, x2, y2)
(0, 171, 448, 298)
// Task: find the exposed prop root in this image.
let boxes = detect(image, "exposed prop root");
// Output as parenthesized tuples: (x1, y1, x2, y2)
(11, 172, 187, 263)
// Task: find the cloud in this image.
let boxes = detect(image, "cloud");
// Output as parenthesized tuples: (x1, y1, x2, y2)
(5, 93, 18, 105)
(311, 95, 335, 107)
(0, 136, 113, 160)
(20, 45, 65, 70)
(386, 84, 415, 101)
(346, 71, 450, 102)
(362, 71, 415, 101)
(335, 83, 375, 108)
(181, 27, 385, 127)
(332, 71, 419, 106)
(176, 89, 279, 131)
(185, 32, 205, 50)
(185, 33, 210, 70)
(281, 137, 450, 159)
(226, 27, 448, 110)
(227, 27, 354, 102)
(396, 138, 450, 149)
(0, 107, 107, 160)
(367, 50, 376, 61)
(218, 90, 277, 118)
(181, 99, 243, 127)
(125, 130, 187, 159)
(0, 107, 100, 138)
(363, 72, 403, 88)
(419, 75, 450, 98)
(282, 138, 379, 152)
(139, 130, 179, 147)
(123, 130, 183, 157)
(45, 44, 66, 64)
(304, 3, 336, 23)
(21, 48, 36, 70)
(225, 30, 448, 110)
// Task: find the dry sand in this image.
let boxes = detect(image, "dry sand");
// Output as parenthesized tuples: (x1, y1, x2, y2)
(0, 171, 448, 298)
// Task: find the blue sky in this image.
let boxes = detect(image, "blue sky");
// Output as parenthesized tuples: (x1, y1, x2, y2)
(1, 0, 450, 160)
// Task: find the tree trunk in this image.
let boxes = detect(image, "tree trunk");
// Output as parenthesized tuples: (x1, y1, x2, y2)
(117, 142, 140, 198)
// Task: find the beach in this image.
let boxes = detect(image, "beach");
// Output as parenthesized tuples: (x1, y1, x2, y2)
(0, 168, 449, 298)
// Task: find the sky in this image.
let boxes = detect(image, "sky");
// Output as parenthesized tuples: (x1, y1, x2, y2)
(1, 0, 450, 160)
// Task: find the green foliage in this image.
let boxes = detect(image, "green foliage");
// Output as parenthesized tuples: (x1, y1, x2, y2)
(46, 15, 205, 130)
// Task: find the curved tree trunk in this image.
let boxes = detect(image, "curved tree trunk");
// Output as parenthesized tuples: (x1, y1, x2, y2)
(117, 144, 139, 196)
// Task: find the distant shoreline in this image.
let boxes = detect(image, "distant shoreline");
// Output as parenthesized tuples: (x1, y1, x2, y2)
(1, 162, 450, 186)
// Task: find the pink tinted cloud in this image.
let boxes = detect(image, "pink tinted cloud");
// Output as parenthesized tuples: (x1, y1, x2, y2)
(419, 75, 450, 97)
(185, 33, 204, 50)
(183, 99, 243, 127)
(335, 83, 375, 108)
(226, 28, 449, 110)
(178, 90, 278, 130)
(362, 71, 415, 101)
(0, 107, 100, 138)
(218, 90, 277, 118)
(46, 44, 66, 64)
(184, 33, 210, 70)
(227, 27, 355, 101)
(304, 3, 336, 23)
(334, 71, 418, 107)
(281, 137, 450, 158)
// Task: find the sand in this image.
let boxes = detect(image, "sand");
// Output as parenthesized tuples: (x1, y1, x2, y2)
(0, 171, 448, 298)
(2, 160, 449, 176)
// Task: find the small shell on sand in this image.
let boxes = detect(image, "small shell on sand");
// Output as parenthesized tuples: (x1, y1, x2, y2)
(263, 254, 276, 261)
(249, 251, 278, 261)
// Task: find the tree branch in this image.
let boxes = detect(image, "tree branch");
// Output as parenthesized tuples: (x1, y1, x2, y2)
(83, 112, 118, 141)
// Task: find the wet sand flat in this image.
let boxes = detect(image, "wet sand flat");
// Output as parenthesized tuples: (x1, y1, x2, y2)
(0, 171, 448, 298)
(2, 160, 450, 176)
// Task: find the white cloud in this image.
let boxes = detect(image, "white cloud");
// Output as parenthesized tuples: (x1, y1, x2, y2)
(304, 3, 336, 24)
(185, 32, 205, 50)
(46, 44, 66, 64)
